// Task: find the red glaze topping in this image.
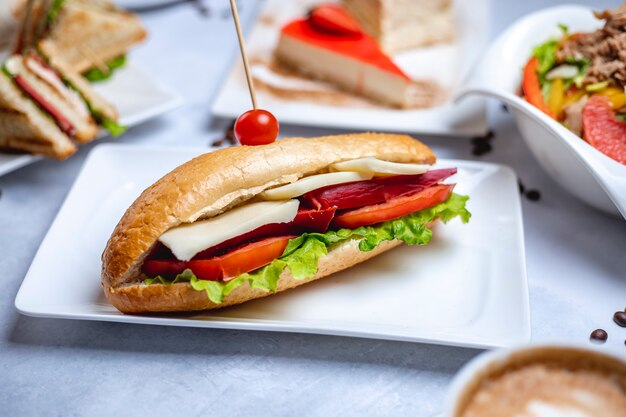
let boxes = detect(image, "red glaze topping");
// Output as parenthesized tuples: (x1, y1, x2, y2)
(281, 18, 410, 80)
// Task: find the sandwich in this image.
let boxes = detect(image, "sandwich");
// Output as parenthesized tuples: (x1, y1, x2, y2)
(0, 51, 123, 158)
(14, 0, 146, 78)
(102, 134, 471, 313)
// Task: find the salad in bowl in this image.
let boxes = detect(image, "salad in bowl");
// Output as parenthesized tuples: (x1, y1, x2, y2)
(522, 4, 626, 165)
(459, 3, 626, 218)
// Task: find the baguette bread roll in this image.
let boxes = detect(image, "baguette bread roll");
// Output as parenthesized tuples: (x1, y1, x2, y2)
(102, 133, 436, 313)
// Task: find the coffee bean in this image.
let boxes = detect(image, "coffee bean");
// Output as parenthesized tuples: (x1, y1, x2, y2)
(590, 329, 608, 343)
(613, 311, 626, 327)
(211, 139, 224, 147)
(472, 142, 492, 156)
(526, 190, 541, 201)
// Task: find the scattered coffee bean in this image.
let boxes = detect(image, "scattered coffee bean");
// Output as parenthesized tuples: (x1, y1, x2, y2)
(472, 142, 492, 156)
(211, 139, 224, 147)
(518, 181, 526, 194)
(470, 131, 495, 156)
(225, 120, 237, 144)
(590, 329, 608, 343)
(613, 311, 626, 327)
(525, 190, 541, 201)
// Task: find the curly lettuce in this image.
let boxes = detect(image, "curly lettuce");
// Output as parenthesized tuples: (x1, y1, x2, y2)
(145, 193, 470, 304)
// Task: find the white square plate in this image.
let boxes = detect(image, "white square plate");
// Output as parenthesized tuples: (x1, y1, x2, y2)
(0, 62, 183, 177)
(15, 144, 530, 349)
(212, 0, 488, 137)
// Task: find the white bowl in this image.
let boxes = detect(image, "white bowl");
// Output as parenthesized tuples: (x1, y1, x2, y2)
(458, 5, 626, 219)
(443, 343, 626, 417)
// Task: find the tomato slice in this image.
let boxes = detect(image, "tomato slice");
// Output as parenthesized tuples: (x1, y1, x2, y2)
(143, 235, 295, 281)
(189, 235, 294, 281)
(522, 57, 555, 119)
(301, 169, 456, 210)
(332, 184, 454, 229)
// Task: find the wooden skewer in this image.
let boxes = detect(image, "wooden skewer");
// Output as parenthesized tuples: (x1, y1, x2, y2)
(229, 0, 258, 110)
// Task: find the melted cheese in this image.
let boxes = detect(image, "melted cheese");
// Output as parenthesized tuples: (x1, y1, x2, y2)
(159, 200, 300, 261)
(260, 171, 372, 200)
(330, 157, 431, 176)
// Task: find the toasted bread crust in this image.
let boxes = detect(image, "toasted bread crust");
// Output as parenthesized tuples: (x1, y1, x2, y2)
(106, 239, 403, 313)
(102, 133, 435, 312)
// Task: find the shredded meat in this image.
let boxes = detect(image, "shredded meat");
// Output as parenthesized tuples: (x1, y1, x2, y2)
(556, 4, 626, 87)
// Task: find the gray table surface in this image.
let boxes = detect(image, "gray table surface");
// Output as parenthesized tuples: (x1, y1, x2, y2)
(1, 1, 625, 416)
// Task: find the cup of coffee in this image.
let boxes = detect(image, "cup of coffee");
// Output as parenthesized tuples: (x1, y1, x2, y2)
(444, 344, 626, 417)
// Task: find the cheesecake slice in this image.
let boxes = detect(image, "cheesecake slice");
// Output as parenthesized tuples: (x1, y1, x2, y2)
(342, 0, 455, 53)
(275, 7, 415, 108)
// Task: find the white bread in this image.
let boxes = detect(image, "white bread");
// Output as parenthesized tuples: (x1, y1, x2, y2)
(0, 73, 76, 159)
(102, 133, 436, 313)
(39, 0, 147, 73)
(48, 54, 119, 123)
(9, 55, 98, 143)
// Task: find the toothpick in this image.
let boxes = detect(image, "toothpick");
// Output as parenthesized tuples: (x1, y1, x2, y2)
(229, 0, 258, 109)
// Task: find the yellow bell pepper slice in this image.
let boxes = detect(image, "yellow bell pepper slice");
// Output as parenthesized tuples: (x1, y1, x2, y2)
(548, 78, 564, 118)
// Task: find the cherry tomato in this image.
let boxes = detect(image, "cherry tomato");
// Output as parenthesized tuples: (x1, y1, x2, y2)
(332, 184, 454, 229)
(234, 109, 279, 146)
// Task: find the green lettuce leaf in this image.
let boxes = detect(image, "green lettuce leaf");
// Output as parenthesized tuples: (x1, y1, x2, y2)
(83, 55, 127, 82)
(47, 0, 66, 23)
(100, 116, 127, 137)
(144, 193, 471, 304)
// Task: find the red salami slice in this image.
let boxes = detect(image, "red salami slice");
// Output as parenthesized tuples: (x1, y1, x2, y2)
(582, 95, 626, 165)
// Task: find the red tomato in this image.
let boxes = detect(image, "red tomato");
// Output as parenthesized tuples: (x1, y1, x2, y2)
(582, 95, 626, 165)
(144, 236, 294, 280)
(189, 235, 294, 281)
(234, 109, 279, 146)
(301, 169, 456, 210)
(332, 184, 454, 229)
(522, 57, 555, 119)
(308, 4, 362, 37)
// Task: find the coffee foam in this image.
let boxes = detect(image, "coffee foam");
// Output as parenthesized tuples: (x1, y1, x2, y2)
(455, 347, 626, 417)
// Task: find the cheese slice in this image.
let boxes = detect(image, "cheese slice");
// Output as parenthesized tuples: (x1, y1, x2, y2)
(159, 200, 300, 261)
(330, 157, 431, 176)
(261, 171, 372, 200)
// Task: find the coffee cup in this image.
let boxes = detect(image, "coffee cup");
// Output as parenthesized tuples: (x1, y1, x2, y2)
(444, 344, 626, 417)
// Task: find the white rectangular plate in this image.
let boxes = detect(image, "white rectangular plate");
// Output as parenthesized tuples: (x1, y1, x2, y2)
(212, 0, 488, 137)
(15, 144, 530, 349)
(0, 62, 183, 177)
